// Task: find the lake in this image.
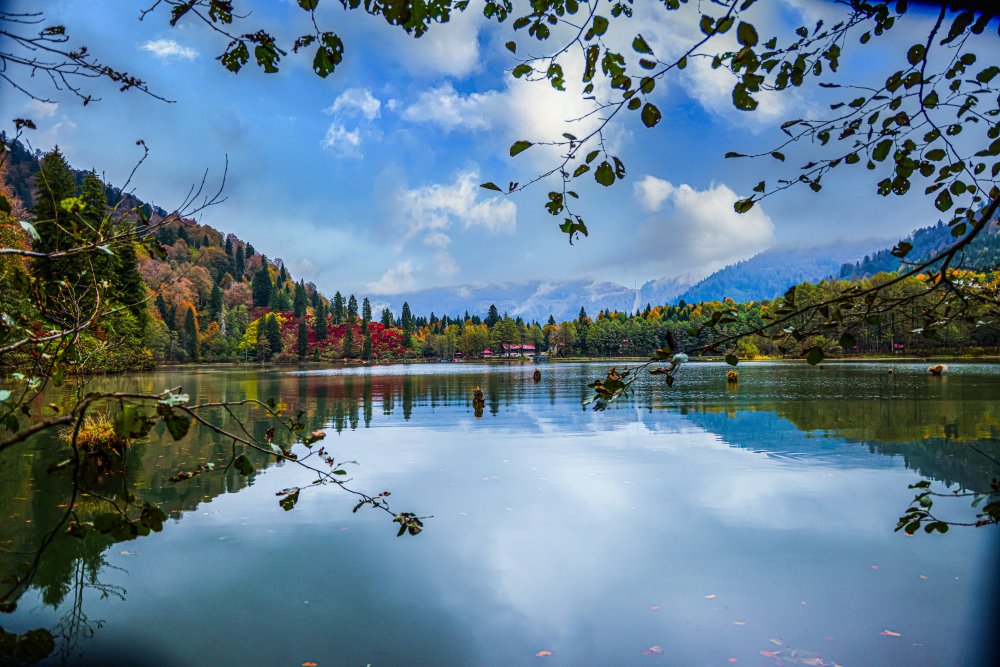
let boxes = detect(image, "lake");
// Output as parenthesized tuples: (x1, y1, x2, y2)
(2, 361, 998, 666)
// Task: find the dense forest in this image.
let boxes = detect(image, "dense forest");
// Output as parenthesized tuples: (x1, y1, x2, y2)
(3, 141, 998, 374)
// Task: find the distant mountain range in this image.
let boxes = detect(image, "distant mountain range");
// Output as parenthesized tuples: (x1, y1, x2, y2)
(383, 214, 1000, 322)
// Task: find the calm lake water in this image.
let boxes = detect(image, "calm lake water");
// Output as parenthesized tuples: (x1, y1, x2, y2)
(2, 361, 998, 666)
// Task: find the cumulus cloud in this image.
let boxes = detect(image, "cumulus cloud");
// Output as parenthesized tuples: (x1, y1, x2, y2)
(22, 99, 58, 119)
(397, 170, 517, 238)
(393, 9, 485, 78)
(321, 88, 382, 158)
(326, 88, 381, 120)
(401, 83, 500, 131)
(320, 123, 362, 158)
(374, 169, 518, 284)
(366, 261, 416, 295)
(632, 176, 775, 278)
(141, 39, 198, 61)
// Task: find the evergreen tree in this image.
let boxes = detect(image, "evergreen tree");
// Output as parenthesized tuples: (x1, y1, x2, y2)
(486, 304, 500, 328)
(183, 306, 200, 361)
(245, 243, 255, 258)
(362, 296, 372, 324)
(235, 244, 245, 279)
(401, 302, 412, 331)
(381, 307, 393, 327)
(548, 314, 556, 326)
(293, 280, 308, 317)
(252, 264, 272, 307)
(315, 300, 328, 340)
(208, 284, 224, 320)
(112, 220, 148, 330)
(297, 319, 309, 359)
(31, 147, 79, 303)
(278, 262, 287, 286)
(309, 289, 319, 309)
(347, 294, 358, 322)
(332, 291, 345, 323)
(224, 235, 233, 257)
(361, 332, 373, 360)
(578, 307, 589, 323)
(265, 313, 282, 354)
(342, 322, 355, 357)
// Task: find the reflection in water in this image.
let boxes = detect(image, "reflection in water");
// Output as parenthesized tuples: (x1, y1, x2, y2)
(1, 361, 998, 664)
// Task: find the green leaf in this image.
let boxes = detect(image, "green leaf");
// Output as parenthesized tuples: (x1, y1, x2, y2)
(935, 189, 953, 212)
(632, 35, 652, 54)
(725, 354, 739, 366)
(234, 454, 254, 476)
(594, 161, 616, 186)
(480, 182, 502, 192)
(872, 139, 892, 162)
(805, 346, 825, 365)
(297, 0, 318, 10)
(736, 21, 758, 47)
(734, 198, 754, 213)
(509, 140, 533, 157)
(641, 103, 662, 128)
(113, 406, 151, 439)
(279, 489, 300, 511)
(159, 408, 191, 441)
(512, 64, 532, 78)
(838, 332, 856, 349)
(906, 43, 926, 66)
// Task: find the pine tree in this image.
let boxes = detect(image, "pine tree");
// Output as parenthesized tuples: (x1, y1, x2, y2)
(235, 244, 245, 279)
(293, 280, 308, 317)
(486, 304, 500, 328)
(381, 307, 393, 327)
(245, 243, 255, 258)
(401, 302, 412, 331)
(548, 314, 556, 326)
(362, 296, 372, 324)
(332, 291, 345, 323)
(347, 294, 358, 323)
(342, 322, 355, 357)
(183, 306, 200, 361)
(112, 220, 148, 329)
(278, 262, 287, 286)
(266, 313, 282, 354)
(208, 284, 223, 320)
(315, 300, 327, 339)
(31, 148, 78, 303)
(252, 264, 272, 307)
(297, 319, 309, 359)
(361, 332, 373, 360)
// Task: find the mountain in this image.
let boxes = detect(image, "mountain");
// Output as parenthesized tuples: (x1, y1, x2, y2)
(665, 239, 886, 305)
(378, 279, 645, 323)
(840, 217, 1000, 279)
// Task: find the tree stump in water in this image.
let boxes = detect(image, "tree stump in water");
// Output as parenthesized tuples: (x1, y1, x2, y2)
(472, 387, 485, 418)
(533, 369, 541, 382)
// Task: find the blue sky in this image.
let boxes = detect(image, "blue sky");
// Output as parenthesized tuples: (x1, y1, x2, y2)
(1, 0, 984, 298)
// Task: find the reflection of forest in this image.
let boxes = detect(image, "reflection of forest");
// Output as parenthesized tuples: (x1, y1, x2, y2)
(3, 365, 998, 635)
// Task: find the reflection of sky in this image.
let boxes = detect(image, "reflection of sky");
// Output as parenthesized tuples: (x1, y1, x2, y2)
(8, 362, 999, 665)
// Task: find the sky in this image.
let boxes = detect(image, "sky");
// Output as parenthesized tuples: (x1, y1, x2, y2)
(1, 0, 991, 299)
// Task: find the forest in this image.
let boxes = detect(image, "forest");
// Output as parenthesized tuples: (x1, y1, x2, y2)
(3, 138, 997, 375)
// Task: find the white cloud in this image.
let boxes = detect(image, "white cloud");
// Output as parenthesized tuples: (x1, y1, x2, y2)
(633, 177, 775, 278)
(366, 261, 416, 295)
(401, 83, 500, 131)
(320, 123, 362, 158)
(397, 170, 517, 238)
(22, 99, 58, 119)
(141, 39, 198, 61)
(393, 9, 484, 78)
(634, 175, 675, 213)
(321, 88, 382, 158)
(326, 88, 381, 121)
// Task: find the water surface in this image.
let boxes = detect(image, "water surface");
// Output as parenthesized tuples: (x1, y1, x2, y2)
(2, 361, 998, 665)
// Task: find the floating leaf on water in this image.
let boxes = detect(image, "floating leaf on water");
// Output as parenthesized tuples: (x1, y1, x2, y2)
(649, 605, 661, 611)
(733, 621, 746, 625)
(535, 650, 554, 657)
(642, 645, 664, 655)
(728, 659, 738, 664)
(871, 565, 879, 570)
(760, 650, 781, 657)
(769, 638, 784, 645)
(303, 663, 318, 667)
(705, 594, 717, 599)
(880, 629, 901, 637)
